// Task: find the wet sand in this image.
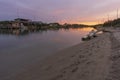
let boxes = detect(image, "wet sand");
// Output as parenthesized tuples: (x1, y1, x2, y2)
(3, 29, 120, 80)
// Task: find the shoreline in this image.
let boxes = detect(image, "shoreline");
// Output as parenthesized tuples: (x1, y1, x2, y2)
(3, 29, 120, 80)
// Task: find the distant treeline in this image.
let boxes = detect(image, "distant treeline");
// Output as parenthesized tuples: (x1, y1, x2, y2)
(0, 20, 89, 30)
(103, 18, 120, 27)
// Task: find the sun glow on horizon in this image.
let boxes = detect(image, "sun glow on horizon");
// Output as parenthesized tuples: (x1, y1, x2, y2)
(59, 21, 99, 25)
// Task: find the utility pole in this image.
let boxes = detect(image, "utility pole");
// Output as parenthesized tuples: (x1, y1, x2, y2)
(107, 14, 109, 21)
(117, 9, 119, 19)
(34, 16, 36, 21)
(102, 18, 105, 23)
(16, 6, 19, 18)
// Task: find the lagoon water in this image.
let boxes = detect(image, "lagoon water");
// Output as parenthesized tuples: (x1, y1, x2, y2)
(0, 27, 93, 79)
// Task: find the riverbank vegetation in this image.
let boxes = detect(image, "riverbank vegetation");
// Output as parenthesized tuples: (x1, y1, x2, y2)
(0, 18, 89, 30)
(103, 18, 120, 27)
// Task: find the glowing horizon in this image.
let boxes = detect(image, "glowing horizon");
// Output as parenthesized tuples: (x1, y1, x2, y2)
(0, 0, 120, 25)
(58, 20, 100, 25)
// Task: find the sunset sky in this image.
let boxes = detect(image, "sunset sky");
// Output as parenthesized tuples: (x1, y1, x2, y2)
(0, 0, 120, 25)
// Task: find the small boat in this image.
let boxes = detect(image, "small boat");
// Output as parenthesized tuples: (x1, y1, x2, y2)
(82, 35, 91, 41)
(82, 30, 97, 41)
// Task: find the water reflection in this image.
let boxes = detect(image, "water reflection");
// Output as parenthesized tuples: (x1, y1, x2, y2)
(0, 29, 28, 36)
(0, 27, 93, 80)
(0, 27, 93, 36)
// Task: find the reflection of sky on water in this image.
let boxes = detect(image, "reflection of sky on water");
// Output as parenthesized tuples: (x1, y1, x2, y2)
(0, 27, 93, 80)
(0, 27, 93, 51)
(51, 28, 93, 44)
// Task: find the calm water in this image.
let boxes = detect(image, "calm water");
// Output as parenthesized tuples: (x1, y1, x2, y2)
(0, 27, 93, 79)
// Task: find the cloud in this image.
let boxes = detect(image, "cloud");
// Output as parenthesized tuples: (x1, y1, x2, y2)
(0, 0, 120, 24)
